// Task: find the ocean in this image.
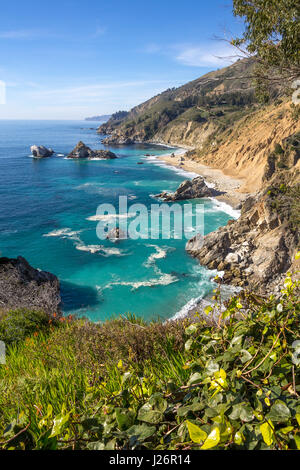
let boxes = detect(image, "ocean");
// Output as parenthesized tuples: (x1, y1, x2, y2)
(0, 120, 236, 321)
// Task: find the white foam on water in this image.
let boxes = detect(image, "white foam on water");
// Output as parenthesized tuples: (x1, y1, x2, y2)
(209, 198, 241, 219)
(75, 243, 124, 256)
(86, 213, 136, 222)
(171, 295, 205, 321)
(144, 244, 168, 267)
(111, 272, 178, 291)
(43, 228, 82, 241)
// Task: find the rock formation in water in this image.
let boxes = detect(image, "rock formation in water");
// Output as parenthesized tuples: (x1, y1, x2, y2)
(106, 227, 126, 240)
(155, 176, 213, 201)
(0, 256, 61, 315)
(67, 141, 117, 159)
(31, 145, 54, 158)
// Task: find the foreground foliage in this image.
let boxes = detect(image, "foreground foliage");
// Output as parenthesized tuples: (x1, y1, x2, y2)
(0, 273, 299, 450)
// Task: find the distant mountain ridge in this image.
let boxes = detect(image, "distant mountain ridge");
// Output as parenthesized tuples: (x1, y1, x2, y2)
(85, 114, 111, 122)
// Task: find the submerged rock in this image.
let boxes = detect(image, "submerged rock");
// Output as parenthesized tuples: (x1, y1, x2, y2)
(31, 145, 54, 158)
(67, 141, 117, 159)
(0, 256, 61, 315)
(155, 176, 213, 201)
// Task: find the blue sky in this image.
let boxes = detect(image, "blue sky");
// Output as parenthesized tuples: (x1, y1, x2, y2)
(0, 0, 244, 119)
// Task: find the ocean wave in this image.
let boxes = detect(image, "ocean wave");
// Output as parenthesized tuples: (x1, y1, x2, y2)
(209, 198, 241, 219)
(75, 243, 124, 256)
(43, 228, 82, 241)
(171, 295, 205, 321)
(145, 155, 198, 180)
(86, 213, 136, 222)
(144, 244, 168, 267)
(111, 272, 178, 291)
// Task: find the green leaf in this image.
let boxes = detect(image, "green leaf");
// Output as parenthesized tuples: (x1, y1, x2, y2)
(260, 421, 274, 446)
(115, 408, 135, 431)
(204, 306, 213, 316)
(127, 424, 156, 442)
(187, 372, 202, 386)
(294, 434, 300, 450)
(240, 349, 253, 364)
(138, 405, 163, 424)
(185, 339, 194, 352)
(234, 431, 244, 445)
(201, 427, 220, 449)
(186, 420, 207, 443)
(87, 441, 105, 450)
(185, 324, 198, 335)
(267, 402, 291, 422)
(50, 413, 70, 438)
(148, 393, 167, 412)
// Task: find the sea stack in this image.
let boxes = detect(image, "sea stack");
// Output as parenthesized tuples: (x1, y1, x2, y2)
(67, 141, 117, 159)
(31, 145, 54, 158)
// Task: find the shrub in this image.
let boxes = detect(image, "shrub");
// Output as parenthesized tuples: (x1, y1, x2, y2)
(0, 273, 299, 450)
(0, 309, 57, 345)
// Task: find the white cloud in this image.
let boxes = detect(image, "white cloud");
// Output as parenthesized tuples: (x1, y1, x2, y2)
(27, 80, 175, 103)
(175, 42, 239, 67)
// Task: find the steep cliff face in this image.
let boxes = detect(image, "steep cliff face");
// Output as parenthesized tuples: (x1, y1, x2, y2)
(186, 134, 300, 294)
(0, 256, 61, 315)
(188, 101, 300, 193)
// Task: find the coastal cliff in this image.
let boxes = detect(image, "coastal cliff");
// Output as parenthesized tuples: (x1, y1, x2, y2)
(97, 58, 300, 294)
(98, 58, 258, 148)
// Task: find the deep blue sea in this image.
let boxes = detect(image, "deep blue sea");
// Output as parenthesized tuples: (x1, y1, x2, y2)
(0, 120, 237, 321)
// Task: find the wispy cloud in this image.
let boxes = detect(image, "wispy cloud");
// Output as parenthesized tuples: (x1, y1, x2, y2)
(144, 41, 239, 68)
(175, 42, 238, 67)
(0, 29, 38, 39)
(28, 80, 174, 103)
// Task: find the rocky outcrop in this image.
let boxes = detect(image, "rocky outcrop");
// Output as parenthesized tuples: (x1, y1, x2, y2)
(106, 227, 126, 240)
(186, 179, 299, 294)
(155, 176, 213, 201)
(67, 141, 117, 159)
(31, 145, 54, 158)
(0, 256, 61, 315)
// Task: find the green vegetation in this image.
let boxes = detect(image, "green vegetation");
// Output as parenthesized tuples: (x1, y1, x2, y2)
(232, 0, 300, 98)
(0, 272, 299, 450)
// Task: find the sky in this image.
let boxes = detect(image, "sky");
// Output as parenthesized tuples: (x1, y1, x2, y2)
(0, 0, 245, 120)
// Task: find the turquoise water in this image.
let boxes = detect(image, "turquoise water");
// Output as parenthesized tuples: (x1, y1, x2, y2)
(0, 120, 235, 321)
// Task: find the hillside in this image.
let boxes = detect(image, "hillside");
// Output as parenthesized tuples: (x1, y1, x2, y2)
(98, 58, 259, 146)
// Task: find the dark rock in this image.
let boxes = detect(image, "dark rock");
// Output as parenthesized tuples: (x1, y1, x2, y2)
(155, 176, 213, 201)
(0, 256, 61, 315)
(67, 141, 117, 159)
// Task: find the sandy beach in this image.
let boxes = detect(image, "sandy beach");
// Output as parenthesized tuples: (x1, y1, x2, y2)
(158, 151, 251, 209)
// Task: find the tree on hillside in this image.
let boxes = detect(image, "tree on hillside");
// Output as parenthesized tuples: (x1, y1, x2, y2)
(232, 0, 300, 99)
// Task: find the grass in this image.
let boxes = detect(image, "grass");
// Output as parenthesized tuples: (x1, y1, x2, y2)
(0, 271, 299, 450)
